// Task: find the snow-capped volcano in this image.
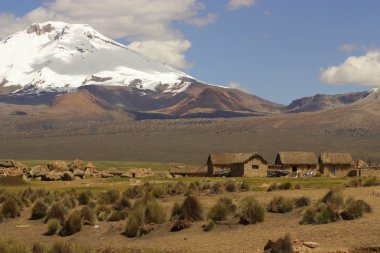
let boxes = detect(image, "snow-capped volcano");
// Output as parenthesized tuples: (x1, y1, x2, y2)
(0, 21, 192, 94)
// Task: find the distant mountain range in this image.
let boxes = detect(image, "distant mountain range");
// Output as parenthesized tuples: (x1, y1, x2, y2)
(1, 21, 379, 119)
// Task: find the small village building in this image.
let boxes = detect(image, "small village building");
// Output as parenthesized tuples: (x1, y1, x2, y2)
(207, 153, 268, 177)
(275, 152, 318, 175)
(169, 165, 207, 177)
(319, 153, 353, 177)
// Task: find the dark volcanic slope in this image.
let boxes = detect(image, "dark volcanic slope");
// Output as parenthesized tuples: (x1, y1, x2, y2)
(285, 91, 370, 113)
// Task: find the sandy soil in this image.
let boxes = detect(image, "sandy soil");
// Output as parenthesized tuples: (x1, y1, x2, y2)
(1, 187, 380, 253)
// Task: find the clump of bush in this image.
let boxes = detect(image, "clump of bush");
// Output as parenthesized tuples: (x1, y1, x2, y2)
(340, 198, 372, 220)
(294, 196, 311, 208)
(124, 185, 143, 199)
(80, 206, 97, 225)
(363, 177, 379, 187)
(31, 200, 48, 220)
(301, 189, 371, 224)
(46, 218, 60, 235)
(1, 197, 20, 218)
(267, 197, 294, 213)
(264, 233, 294, 253)
(240, 181, 250, 191)
(267, 182, 293, 192)
(224, 180, 238, 192)
(96, 205, 112, 221)
(60, 211, 83, 236)
(124, 198, 165, 238)
(237, 196, 265, 225)
(202, 220, 214, 232)
(98, 189, 120, 205)
(78, 191, 92, 205)
(45, 202, 67, 224)
(208, 196, 236, 222)
(210, 182, 224, 194)
(170, 195, 203, 232)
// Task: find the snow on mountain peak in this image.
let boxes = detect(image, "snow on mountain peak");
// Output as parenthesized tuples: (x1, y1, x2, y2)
(0, 21, 192, 94)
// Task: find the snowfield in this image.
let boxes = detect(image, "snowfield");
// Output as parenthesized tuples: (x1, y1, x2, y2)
(0, 21, 192, 94)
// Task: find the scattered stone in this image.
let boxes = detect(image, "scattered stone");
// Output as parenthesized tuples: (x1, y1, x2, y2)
(107, 168, 124, 176)
(29, 165, 49, 178)
(69, 159, 85, 171)
(121, 172, 133, 178)
(303, 242, 320, 249)
(42, 172, 63, 181)
(101, 172, 114, 178)
(62, 171, 75, 181)
(73, 169, 85, 179)
(47, 160, 69, 172)
(128, 168, 154, 178)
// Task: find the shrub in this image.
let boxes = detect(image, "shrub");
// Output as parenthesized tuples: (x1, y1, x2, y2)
(237, 196, 265, 225)
(322, 189, 344, 207)
(208, 197, 236, 222)
(294, 184, 301, 190)
(346, 178, 362, 188)
(267, 197, 294, 213)
(1, 197, 20, 218)
(301, 203, 340, 224)
(96, 205, 111, 221)
(98, 190, 120, 205)
(46, 218, 60, 235)
(151, 185, 167, 199)
(188, 181, 201, 191)
(113, 196, 131, 211)
(78, 191, 92, 205)
(210, 182, 223, 194)
(0, 238, 30, 253)
(294, 197, 311, 208)
(48, 241, 88, 253)
(202, 220, 214, 232)
(31, 200, 48, 220)
(60, 211, 82, 236)
(208, 202, 229, 222)
(170, 219, 191, 232)
(45, 202, 67, 224)
(80, 206, 97, 225)
(32, 242, 46, 253)
(341, 198, 372, 220)
(267, 183, 278, 192)
(145, 201, 166, 224)
(0, 211, 3, 223)
(124, 207, 147, 238)
(240, 181, 250, 191)
(224, 180, 237, 192)
(279, 182, 293, 190)
(170, 202, 183, 221)
(264, 233, 294, 253)
(168, 181, 187, 195)
(363, 177, 379, 187)
(179, 195, 203, 221)
(124, 185, 143, 199)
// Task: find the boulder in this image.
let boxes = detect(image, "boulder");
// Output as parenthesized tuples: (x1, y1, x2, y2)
(128, 168, 154, 178)
(42, 172, 63, 181)
(0, 160, 26, 169)
(73, 169, 85, 179)
(121, 172, 133, 178)
(69, 159, 85, 171)
(107, 168, 123, 176)
(74, 176, 82, 181)
(84, 161, 96, 170)
(101, 172, 114, 178)
(29, 165, 49, 178)
(303, 242, 319, 249)
(47, 161, 69, 172)
(62, 171, 75, 181)
(0, 168, 23, 177)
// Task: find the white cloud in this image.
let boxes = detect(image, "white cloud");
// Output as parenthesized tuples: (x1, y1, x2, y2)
(0, 0, 217, 69)
(227, 0, 258, 11)
(227, 81, 247, 91)
(128, 40, 192, 70)
(320, 50, 380, 86)
(340, 43, 359, 53)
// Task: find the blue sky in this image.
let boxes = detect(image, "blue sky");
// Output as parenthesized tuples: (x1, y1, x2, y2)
(0, 0, 379, 104)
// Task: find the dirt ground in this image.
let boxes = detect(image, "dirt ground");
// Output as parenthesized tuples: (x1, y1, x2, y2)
(1, 186, 380, 253)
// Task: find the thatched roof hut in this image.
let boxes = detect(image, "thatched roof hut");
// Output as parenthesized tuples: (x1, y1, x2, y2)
(276, 152, 317, 165)
(319, 153, 353, 165)
(208, 153, 267, 165)
(169, 165, 207, 177)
